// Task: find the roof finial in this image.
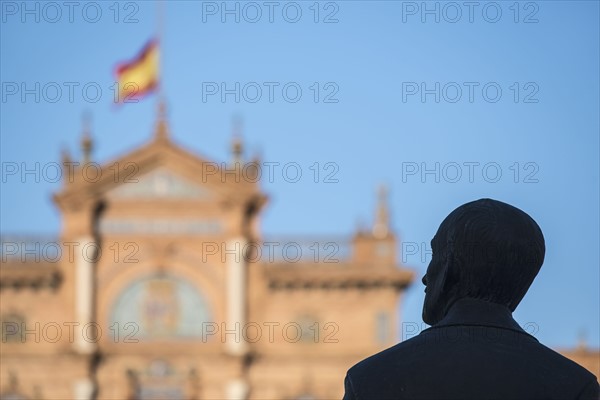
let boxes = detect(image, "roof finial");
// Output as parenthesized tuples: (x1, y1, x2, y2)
(61, 146, 73, 183)
(372, 184, 390, 238)
(61, 146, 72, 165)
(154, 96, 169, 141)
(81, 111, 93, 164)
(231, 114, 244, 164)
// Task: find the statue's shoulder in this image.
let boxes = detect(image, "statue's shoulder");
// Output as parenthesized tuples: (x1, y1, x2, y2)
(348, 335, 424, 378)
(534, 342, 598, 380)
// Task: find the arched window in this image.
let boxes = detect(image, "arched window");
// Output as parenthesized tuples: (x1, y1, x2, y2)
(110, 273, 211, 340)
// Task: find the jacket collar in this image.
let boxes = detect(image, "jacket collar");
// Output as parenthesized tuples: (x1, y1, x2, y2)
(424, 298, 538, 341)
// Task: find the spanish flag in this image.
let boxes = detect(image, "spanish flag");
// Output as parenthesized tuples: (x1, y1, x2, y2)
(115, 40, 159, 103)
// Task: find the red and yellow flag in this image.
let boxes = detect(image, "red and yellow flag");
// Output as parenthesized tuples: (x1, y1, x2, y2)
(114, 40, 159, 103)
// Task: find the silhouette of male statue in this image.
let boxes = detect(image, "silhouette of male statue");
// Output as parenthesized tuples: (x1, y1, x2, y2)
(343, 198, 600, 400)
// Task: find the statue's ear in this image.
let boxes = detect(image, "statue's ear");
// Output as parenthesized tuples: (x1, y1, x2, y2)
(439, 255, 450, 292)
(440, 246, 457, 300)
(428, 249, 451, 299)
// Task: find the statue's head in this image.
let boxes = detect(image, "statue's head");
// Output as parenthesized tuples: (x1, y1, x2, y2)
(422, 198, 545, 325)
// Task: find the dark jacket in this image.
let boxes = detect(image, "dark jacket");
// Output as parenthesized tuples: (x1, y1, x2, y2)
(343, 299, 600, 400)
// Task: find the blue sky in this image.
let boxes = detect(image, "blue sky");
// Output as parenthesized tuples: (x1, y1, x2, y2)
(1, 1, 598, 349)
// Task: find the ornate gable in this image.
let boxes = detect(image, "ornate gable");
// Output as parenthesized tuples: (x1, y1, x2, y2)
(53, 108, 266, 242)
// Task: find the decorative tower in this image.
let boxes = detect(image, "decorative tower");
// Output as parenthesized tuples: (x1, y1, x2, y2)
(352, 185, 397, 266)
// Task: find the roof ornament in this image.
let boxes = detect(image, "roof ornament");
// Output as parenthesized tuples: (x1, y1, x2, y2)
(61, 146, 72, 166)
(372, 184, 390, 238)
(60, 146, 73, 184)
(154, 96, 170, 141)
(231, 114, 244, 165)
(81, 111, 93, 164)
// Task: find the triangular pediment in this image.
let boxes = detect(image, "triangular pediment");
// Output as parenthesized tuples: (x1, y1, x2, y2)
(107, 167, 213, 200)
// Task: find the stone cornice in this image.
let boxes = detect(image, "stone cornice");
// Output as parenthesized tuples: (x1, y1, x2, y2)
(264, 264, 414, 290)
(0, 262, 62, 291)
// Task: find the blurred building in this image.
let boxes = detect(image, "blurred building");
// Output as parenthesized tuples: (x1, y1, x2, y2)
(0, 108, 598, 400)
(0, 107, 414, 400)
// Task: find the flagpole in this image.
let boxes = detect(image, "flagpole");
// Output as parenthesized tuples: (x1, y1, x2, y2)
(155, 0, 168, 140)
(157, 0, 165, 101)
